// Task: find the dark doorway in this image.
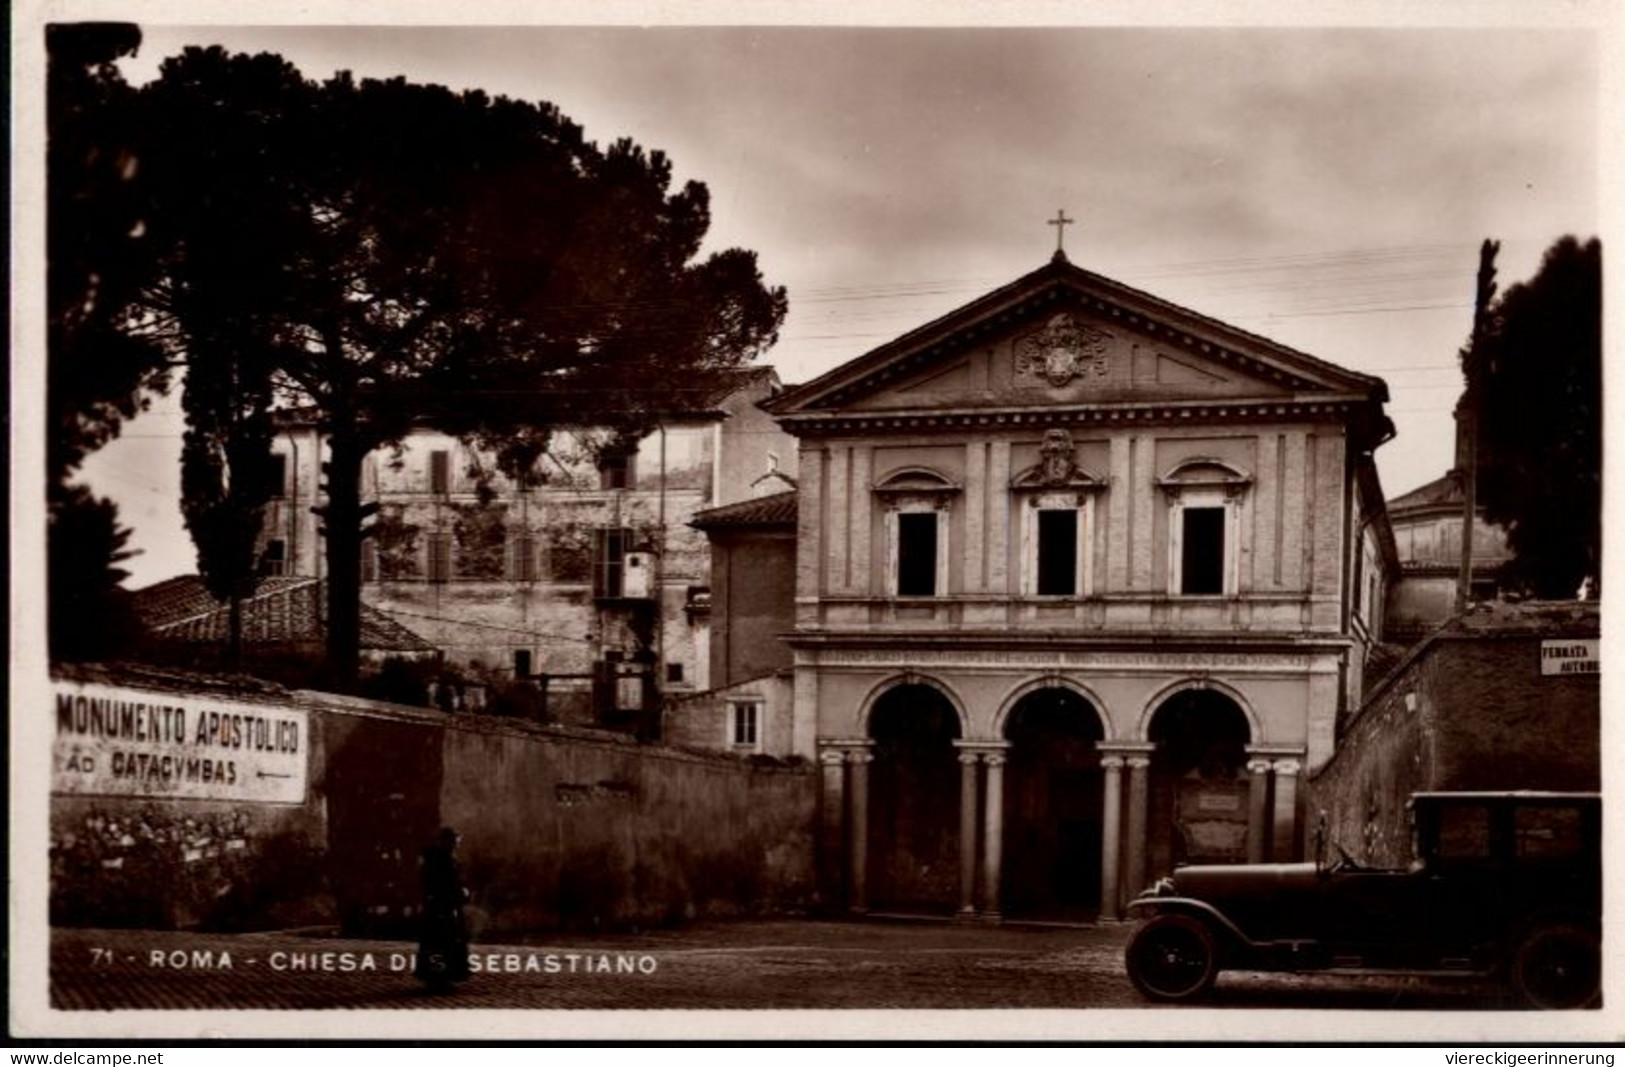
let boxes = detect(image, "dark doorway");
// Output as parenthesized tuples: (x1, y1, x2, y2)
(868, 684, 961, 912)
(1147, 688, 1252, 879)
(1002, 687, 1106, 919)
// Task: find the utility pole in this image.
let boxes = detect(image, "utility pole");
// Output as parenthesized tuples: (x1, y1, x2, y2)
(1456, 238, 1499, 615)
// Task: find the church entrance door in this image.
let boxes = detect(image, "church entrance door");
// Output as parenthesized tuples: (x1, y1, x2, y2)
(1001, 687, 1106, 920)
(867, 685, 962, 913)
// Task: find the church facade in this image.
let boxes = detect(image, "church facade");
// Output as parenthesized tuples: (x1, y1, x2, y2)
(762, 252, 1396, 920)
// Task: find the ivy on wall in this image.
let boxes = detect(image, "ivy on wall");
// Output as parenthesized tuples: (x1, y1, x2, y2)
(452, 502, 508, 580)
(372, 505, 423, 580)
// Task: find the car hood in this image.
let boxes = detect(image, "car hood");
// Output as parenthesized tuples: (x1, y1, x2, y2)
(1170, 862, 1320, 901)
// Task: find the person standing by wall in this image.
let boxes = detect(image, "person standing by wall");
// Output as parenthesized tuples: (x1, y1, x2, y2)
(414, 827, 471, 992)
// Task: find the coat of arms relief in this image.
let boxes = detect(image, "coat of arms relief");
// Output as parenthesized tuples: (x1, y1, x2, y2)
(1014, 312, 1112, 387)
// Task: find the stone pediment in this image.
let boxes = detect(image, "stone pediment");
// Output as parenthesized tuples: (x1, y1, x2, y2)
(766, 256, 1387, 422)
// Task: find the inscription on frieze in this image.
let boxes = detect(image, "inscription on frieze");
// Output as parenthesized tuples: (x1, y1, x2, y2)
(817, 649, 1313, 671)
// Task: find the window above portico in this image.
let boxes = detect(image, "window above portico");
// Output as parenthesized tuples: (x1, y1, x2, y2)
(1159, 458, 1253, 597)
(1011, 429, 1105, 597)
(875, 467, 958, 598)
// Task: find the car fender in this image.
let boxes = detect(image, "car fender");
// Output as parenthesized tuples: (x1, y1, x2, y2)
(1127, 896, 1261, 955)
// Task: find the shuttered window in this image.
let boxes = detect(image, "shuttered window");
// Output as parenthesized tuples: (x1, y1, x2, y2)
(593, 527, 631, 598)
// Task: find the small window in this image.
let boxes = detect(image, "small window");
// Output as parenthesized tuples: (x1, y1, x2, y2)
(264, 453, 287, 499)
(1036, 509, 1078, 595)
(513, 649, 533, 679)
(731, 701, 761, 749)
(429, 450, 450, 495)
(666, 662, 685, 684)
(593, 527, 632, 598)
(259, 539, 287, 577)
(360, 539, 378, 583)
(896, 512, 939, 597)
(1180, 506, 1226, 595)
(599, 449, 635, 490)
(428, 533, 453, 583)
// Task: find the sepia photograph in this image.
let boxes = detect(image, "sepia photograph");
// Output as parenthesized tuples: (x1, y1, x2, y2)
(11, 0, 1617, 1045)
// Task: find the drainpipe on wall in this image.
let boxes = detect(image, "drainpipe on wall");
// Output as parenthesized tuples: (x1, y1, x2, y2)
(287, 431, 300, 575)
(654, 423, 667, 739)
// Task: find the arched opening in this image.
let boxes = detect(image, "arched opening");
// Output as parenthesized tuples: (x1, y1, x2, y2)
(1146, 688, 1252, 879)
(1001, 686, 1106, 919)
(867, 684, 963, 912)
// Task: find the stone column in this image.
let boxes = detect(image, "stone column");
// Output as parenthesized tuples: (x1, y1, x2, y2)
(1099, 755, 1125, 921)
(957, 750, 980, 916)
(1245, 758, 1272, 863)
(847, 750, 873, 913)
(1271, 759, 1302, 862)
(1124, 756, 1151, 901)
(980, 752, 1007, 918)
(818, 748, 847, 908)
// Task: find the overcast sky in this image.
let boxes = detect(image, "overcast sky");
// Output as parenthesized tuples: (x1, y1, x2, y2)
(67, 11, 1605, 587)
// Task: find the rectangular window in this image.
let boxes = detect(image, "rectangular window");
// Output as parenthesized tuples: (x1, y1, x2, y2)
(666, 662, 685, 684)
(593, 527, 631, 598)
(1514, 805, 1584, 859)
(264, 453, 287, 499)
(259, 539, 286, 577)
(731, 701, 760, 748)
(1436, 805, 1492, 861)
(428, 533, 453, 583)
(1180, 506, 1226, 595)
(599, 450, 635, 490)
(896, 512, 939, 596)
(513, 649, 533, 679)
(1036, 509, 1079, 595)
(360, 539, 378, 583)
(429, 450, 450, 495)
(513, 534, 537, 582)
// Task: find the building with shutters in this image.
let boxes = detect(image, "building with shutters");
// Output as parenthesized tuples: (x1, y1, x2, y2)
(256, 368, 796, 724)
(756, 250, 1398, 921)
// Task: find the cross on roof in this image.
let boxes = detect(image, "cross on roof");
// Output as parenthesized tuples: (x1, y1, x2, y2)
(1048, 209, 1075, 257)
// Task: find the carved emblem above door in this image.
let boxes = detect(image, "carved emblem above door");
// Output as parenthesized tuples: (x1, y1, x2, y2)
(1015, 313, 1112, 387)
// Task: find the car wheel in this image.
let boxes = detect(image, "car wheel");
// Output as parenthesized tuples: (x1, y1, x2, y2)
(1125, 914, 1221, 1002)
(1509, 924, 1601, 1010)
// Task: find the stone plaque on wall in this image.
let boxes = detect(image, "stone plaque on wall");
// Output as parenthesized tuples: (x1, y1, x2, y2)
(1176, 778, 1249, 863)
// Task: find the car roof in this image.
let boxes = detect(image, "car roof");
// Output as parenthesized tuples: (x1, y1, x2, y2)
(1408, 791, 1600, 806)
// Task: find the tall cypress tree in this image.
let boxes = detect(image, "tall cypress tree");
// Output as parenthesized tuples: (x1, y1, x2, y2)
(1470, 236, 1602, 598)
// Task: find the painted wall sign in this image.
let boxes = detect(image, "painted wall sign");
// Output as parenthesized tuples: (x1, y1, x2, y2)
(1539, 639, 1599, 677)
(52, 680, 309, 803)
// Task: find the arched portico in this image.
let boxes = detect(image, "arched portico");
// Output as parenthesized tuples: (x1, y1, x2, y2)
(1133, 677, 1263, 744)
(854, 672, 969, 739)
(991, 674, 1115, 740)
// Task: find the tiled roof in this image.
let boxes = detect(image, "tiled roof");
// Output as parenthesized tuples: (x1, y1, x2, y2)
(132, 575, 436, 653)
(689, 490, 798, 529)
(1387, 472, 1462, 514)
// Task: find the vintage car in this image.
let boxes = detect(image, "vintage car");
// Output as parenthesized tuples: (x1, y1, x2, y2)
(1124, 791, 1601, 1008)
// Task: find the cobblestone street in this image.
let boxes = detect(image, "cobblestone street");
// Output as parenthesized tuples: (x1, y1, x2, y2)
(50, 919, 1522, 1013)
